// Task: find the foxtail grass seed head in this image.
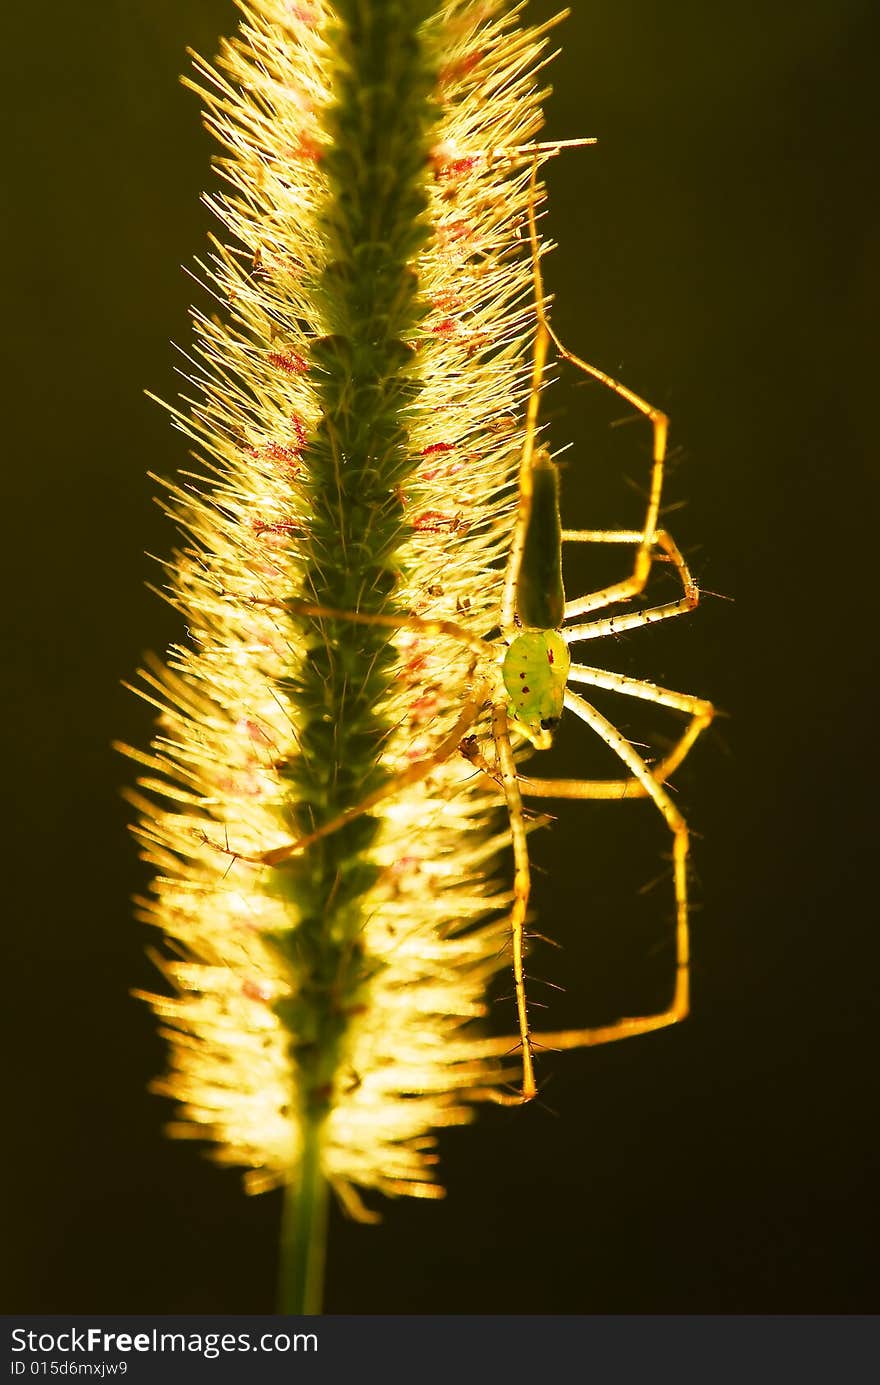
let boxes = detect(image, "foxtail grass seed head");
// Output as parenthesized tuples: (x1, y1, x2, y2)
(125, 0, 559, 1211)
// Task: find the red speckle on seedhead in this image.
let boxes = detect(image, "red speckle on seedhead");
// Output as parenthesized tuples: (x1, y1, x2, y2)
(384, 853, 422, 890)
(431, 317, 457, 338)
(402, 644, 428, 679)
(393, 854, 419, 874)
(437, 220, 473, 250)
(293, 132, 323, 163)
(419, 447, 465, 482)
(236, 717, 269, 744)
(429, 318, 489, 356)
(439, 50, 484, 89)
(242, 978, 274, 1003)
(263, 442, 301, 469)
(430, 144, 480, 180)
(246, 434, 303, 471)
(252, 517, 302, 539)
(431, 290, 465, 313)
(215, 768, 264, 799)
(420, 463, 464, 483)
(290, 413, 307, 450)
(412, 510, 467, 534)
(285, 1, 318, 22)
(268, 350, 308, 374)
(410, 693, 440, 725)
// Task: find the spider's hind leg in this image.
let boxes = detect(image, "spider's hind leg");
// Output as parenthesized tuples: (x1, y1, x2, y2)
(544, 687, 693, 1047)
(467, 683, 702, 1065)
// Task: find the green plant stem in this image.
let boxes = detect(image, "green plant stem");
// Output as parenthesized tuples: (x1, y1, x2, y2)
(278, 1118, 328, 1314)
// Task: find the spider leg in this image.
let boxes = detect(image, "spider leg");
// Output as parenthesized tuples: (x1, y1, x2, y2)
(567, 664, 713, 720)
(562, 526, 700, 645)
(198, 600, 544, 1092)
(251, 676, 494, 867)
(468, 685, 696, 1065)
(491, 702, 538, 1103)
(561, 526, 699, 622)
(284, 599, 491, 660)
(548, 687, 691, 1041)
(563, 590, 697, 647)
(194, 599, 495, 869)
(516, 668, 713, 800)
(448, 164, 709, 1077)
(525, 159, 675, 618)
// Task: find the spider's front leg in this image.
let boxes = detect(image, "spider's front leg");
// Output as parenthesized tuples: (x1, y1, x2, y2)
(261, 627, 541, 1105)
(515, 664, 714, 801)
(196, 601, 495, 869)
(525, 158, 683, 620)
(562, 528, 700, 645)
(256, 674, 494, 867)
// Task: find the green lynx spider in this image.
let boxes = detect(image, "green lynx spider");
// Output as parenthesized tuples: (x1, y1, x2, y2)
(214, 156, 714, 1102)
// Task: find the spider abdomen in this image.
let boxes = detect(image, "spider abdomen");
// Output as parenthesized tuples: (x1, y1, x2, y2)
(502, 630, 570, 747)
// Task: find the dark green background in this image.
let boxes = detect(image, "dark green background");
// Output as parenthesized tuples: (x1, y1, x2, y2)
(2, 1, 876, 1312)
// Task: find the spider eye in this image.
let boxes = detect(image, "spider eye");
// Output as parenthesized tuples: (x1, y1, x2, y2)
(539, 716, 559, 732)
